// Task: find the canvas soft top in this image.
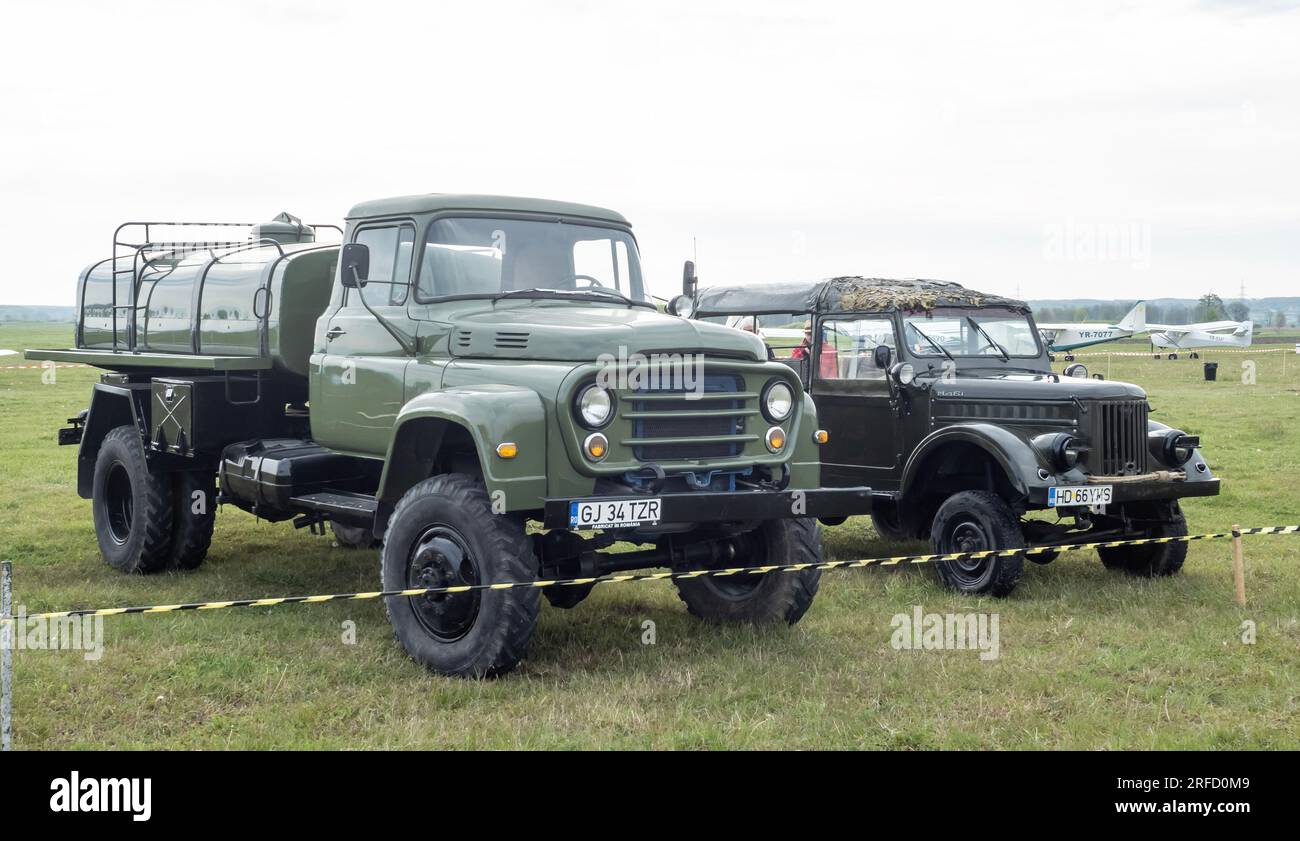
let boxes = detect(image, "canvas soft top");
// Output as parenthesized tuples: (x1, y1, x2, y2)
(694, 277, 1030, 317)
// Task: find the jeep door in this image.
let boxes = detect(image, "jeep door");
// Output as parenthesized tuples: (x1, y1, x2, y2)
(812, 314, 902, 489)
(312, 221, 418, 455)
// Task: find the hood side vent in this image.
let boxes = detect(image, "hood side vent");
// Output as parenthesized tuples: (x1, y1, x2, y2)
(495, 331, 530, 349)
(453, 330, 472, 351)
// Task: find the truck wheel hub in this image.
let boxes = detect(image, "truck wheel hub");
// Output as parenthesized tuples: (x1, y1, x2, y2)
(950, 521, 991, 572)
(407, 526, 480, 641)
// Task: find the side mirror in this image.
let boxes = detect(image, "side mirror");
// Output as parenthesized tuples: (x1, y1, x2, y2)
(873, 344, 892, 370)
(682, 260, 697, 298)
(340, 242, 370, 289)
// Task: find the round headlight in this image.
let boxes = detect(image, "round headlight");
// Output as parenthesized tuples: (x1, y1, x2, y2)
(667, 295, 696, 318)
(892, 362, 915, 386)
(1064, 363, 1089, 379)
(1057, 435, 1084, 470)
(1162, 430, 1194, 466)
(762, 380, 794, 422)
(575, 384, 614, 429)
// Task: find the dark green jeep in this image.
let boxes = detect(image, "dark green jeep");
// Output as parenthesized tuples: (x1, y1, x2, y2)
(684, 277, 1220, 597)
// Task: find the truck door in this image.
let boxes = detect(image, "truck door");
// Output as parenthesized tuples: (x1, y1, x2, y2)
(313, 222, 417, 456)
(812, 315, 902, 490)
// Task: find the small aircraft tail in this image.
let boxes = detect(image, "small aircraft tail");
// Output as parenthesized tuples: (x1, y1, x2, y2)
(1116, 301, 1146, 333)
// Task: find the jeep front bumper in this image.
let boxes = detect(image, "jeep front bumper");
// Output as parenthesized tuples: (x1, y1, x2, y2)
(542, 486, 872, 530)
(1029, 471, 1221, 508)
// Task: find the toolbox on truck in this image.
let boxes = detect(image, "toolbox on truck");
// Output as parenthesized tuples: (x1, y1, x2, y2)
(150, 376, 267, 456)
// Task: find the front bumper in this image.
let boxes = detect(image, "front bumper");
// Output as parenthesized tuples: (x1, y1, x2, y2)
(1029, 472, 1221, 508)
(542, 486, 872, 530)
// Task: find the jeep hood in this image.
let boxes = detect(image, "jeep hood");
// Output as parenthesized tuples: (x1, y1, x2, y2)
(929, 371, 1146, 401)
(447, 303, 766, 361)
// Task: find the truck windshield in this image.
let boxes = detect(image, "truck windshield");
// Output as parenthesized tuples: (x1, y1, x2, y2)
(902, 308, 1042, 358)
(414, 217, 649, 303)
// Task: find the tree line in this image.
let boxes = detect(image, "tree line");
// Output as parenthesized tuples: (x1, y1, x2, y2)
(1032, 294, 1293, 328)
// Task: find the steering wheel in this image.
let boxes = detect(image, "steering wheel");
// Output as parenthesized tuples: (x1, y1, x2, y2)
(573, 274, 607, 289)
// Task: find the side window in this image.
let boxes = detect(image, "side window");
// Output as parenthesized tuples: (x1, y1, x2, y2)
(351, 225, 414, 307)
(820, 317, 897, 381)
(572, 238, 633, 295)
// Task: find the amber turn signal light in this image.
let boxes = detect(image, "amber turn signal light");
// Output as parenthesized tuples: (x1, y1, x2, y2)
(495, 442, 518, 459)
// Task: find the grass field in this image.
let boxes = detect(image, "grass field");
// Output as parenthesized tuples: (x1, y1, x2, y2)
(2, 322, 1298, 749)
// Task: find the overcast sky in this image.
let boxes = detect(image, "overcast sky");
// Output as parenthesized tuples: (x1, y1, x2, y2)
(2, 0, 1297, 306)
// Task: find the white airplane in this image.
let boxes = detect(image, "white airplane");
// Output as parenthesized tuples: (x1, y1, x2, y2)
(1036, 302, 1146, 359)
(1148, 320, 1253, 358)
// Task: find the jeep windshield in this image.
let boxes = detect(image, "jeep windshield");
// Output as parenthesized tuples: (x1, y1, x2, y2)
(414, 217, 653, 306)
(902, 308, 1042, 358)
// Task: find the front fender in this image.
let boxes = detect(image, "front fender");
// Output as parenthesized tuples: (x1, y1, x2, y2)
(376, 385, 548, 510)
(900, 423, 1039, 499)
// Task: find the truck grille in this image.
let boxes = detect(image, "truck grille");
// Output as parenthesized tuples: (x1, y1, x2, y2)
(1089, 399, 1148, 475)
(624, 373, 757, 462)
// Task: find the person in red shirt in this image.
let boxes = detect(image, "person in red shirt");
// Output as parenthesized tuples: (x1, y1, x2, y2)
(791, 322, 838, 378)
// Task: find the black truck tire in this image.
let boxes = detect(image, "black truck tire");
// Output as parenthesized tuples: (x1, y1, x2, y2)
(381, 474, 540, 678)
(170, 470, 216, 570)
(674, 518, 822, 625)
(871, 504, 912, 542)
(92, 425, 174, 575)
(1099, 502, 1188, 577)
(930, 490, 1025, 597)
(331, 521, 380, 549)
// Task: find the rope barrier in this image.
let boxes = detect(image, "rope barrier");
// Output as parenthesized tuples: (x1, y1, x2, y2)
(4, 525, 1296, 625)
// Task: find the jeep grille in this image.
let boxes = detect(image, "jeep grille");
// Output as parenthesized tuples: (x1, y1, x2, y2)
(1089, 399, 1148, 475)
(621, 373, 760, 462)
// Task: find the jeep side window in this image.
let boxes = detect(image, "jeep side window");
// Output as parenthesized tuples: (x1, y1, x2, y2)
(351, 224, 415, 307)
(818, 317, 897, 381)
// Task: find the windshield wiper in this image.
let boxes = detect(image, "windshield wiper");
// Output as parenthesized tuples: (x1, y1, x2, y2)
(907, 322, 954, 362)
(492, 286, 647, 308)
(967, 316, 1010, 361)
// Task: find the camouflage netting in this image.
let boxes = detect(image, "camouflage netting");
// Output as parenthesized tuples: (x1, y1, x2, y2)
(694, 277, 1029, 317)
(825, 277, 1029, 314)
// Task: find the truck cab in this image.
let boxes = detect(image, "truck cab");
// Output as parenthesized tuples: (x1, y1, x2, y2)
(28, 195, 871, 678)
(690, 277, 1220, 597)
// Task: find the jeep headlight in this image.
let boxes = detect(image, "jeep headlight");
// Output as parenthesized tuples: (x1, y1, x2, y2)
(762, 380, 794, 423)
(1159, 430, 1198, 467)
(1036, 432, 1087, 471)
(575, 384, 614, 429)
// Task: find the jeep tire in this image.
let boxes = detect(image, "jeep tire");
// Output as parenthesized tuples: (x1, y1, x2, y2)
(381, 474, 540, 678)
(1099, 501, 1188, 577)
(92, 425, 174, 574)
(674, 518, 821, 624)
(930, 490, 1025, 597)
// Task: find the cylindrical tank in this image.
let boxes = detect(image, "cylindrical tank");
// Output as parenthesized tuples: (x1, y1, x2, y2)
(77, 216, 338, 379)
(252, 212, 316, 245)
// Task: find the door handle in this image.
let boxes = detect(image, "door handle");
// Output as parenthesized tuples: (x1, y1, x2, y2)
(325, 327, 347, 340)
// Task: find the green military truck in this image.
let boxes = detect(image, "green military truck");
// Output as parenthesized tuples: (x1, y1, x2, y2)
(27, 196, 869, 677)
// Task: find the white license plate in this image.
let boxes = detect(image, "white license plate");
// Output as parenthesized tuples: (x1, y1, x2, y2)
(569, 497, 662, 529)
(1047, 484, 1113, 508)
